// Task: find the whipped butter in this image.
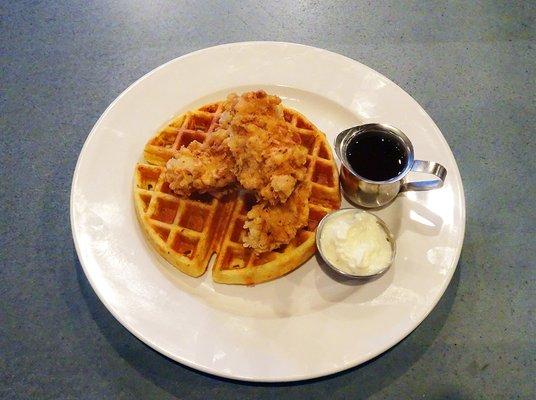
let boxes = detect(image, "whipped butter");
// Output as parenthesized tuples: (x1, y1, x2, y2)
(320, 211, 392, 275)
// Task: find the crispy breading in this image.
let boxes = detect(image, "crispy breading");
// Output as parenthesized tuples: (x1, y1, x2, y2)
(164, 90, 311, 253)
(225, 91, 307, 205)
(219, 91, 283, 127)
(243, 181, 311, 253)
(165, 129, 235, 197)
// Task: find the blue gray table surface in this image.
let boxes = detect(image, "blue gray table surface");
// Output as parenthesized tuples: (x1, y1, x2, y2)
(1, 1, 535, 399)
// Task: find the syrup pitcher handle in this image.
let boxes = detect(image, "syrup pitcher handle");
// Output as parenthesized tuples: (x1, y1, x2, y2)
(400, 160, 447, 192)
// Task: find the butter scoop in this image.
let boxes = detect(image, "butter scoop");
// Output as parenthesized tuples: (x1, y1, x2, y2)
(316, 209, 396, 278)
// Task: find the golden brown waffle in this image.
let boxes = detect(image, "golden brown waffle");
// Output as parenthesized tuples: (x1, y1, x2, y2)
(134, 100, 340, 284)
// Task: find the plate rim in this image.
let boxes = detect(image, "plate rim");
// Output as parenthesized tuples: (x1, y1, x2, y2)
(70, 41, 466, 382)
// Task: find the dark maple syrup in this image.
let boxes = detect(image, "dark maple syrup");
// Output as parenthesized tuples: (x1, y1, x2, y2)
(346, 131, 408, 181)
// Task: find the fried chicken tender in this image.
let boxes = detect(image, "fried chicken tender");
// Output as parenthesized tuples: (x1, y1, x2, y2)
(224, 91, 308, 205)
(229, 118, 307, 204)
(165, 129, 235, 197)
(243, 181, 312, 253)
(164, 90, 312, 253)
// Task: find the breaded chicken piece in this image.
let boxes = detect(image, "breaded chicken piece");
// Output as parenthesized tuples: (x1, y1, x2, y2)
(165, 129, 235, 197)
(165, 90, 312, 253)
(243, 181, 312, 253)
(224, 91, 308, 205)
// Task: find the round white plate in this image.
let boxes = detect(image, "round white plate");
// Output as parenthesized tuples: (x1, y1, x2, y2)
(71, 42, 465, 382)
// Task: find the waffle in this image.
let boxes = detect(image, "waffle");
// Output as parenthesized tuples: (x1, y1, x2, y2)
(134, 100, 341, 284)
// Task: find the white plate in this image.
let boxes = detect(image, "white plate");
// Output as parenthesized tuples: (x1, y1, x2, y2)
(71, 42, 465, 382)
